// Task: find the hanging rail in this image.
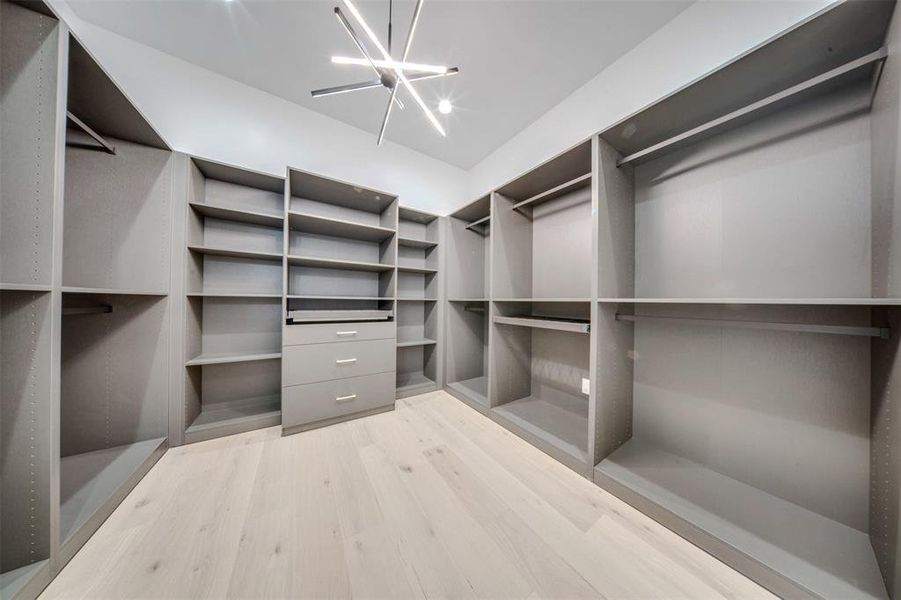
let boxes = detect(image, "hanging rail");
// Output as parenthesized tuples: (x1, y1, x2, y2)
(512, 172, 591, 213)
(615, 313, 889, 339)
(464, 214, 490, 234)
(66, 112, 116, 155)
(617, 47, 888, 167)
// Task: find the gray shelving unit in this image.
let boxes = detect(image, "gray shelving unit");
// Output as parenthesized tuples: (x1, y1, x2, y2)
(587, 2, 901, 598)
(0, 1, 62, 598)
(182, 157, 285, 444)
(445, 196, 491, 412)
(396, 207, 442, 398)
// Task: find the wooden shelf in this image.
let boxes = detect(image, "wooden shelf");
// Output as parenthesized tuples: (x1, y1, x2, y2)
(287, 295, 392, 301)
(398, 237, 438, 249)
(397, 297, 437, 302)
(495, 298, 591, 303)
(595, 439, 889, 600)
(494, 315, 589, 334)
(185, 351, 281, 367)
(188, 245, 282, 262)
(288, 211, 395, 242)
(0, 283, 51, 292)
(398, 206, 439, 224)
(287, 255, 394, 272)
(448, 298, 489, 302)
(616, 313, 888, 339)
(189, 202, 283, 228)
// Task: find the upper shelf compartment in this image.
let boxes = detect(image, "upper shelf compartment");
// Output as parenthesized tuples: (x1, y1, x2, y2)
(67, 36, 169, 151)
(496, 139, 591, 212)
(288, 168, 396, 214)
(601, 0, 894, 166)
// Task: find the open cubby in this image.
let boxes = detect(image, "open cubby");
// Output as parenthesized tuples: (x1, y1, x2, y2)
(490, 301, 591, 472)
(492, 141, 592, 301)
(396, 343, 438, 398)
(286, 167, 397, 314)
(1, 290, 53, 598)
(182, 157, 285, 443)
(588, 3, 901, 598)
(446, 301, 489, 409)
(0, 0, 60, 292)
(60, 292, 168, 547)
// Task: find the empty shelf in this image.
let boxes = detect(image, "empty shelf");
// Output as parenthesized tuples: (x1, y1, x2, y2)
(185, 351, 281, 367)
(287, 255, 394, 272)
(189, 202, 283, 227)
(397, 265, 438, 274)
(597, 297, 901, 306)
(60, 438, 166, 543)
(187, 292, 282, 298)
(288, 211, 395, 242)
(448, 376, 488, 407)
(397, 338, 437, 348)
(287, 295, 392, 301)
(0, 560, 47, 600)
(493, 392, 589, 464)
(494, 315, 589, 334)
(595, 439, 889, 600)
(61, 286, 167, 296)
(495, 297, 591, 302)
(0, 282, 51, 292)
(616, 314, 888, 338)
(396, 371, 437, 395)
(397, 297, 438, 302)
(186, 395, 281, 438)
(188, 245, 282, 262)
(512, 172, 591, 211)
(449, 298, 489, 302)
(398, 237, 438, 249)
(288, 309, 393, 322)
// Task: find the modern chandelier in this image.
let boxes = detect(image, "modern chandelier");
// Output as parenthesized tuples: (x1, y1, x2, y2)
(311, 0, 460, 145)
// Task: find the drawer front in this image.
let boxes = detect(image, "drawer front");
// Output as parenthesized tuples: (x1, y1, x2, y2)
(283, 321, 395, 346)
(283, 371, 395, 428)
(284, 339, 396, 386)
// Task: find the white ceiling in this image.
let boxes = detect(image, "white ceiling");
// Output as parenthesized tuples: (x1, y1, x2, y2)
(66, 0, 693, 169)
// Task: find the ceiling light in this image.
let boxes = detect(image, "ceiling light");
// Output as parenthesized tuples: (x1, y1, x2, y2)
(438, 99, 452, 114)
(311, 0, 459, 145)
(331, 56, 447, 74)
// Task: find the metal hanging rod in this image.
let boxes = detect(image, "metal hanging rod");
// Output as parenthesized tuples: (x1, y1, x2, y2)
(464, 305, 485, 313)
(615, 313, 889, 339)
(62, 304, 113, 316)
(465, 214, 490, 234)
(66, 111, 116, 155)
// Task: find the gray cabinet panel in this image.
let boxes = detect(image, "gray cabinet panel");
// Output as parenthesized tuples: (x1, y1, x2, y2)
(284, 339, 395, 386)
(283, 321, 394, 346)
(282, 371, 394, 429)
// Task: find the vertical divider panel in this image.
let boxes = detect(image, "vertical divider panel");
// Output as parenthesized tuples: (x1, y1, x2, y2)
(491, 192, 532, 299)
(168, 153, 189, 447)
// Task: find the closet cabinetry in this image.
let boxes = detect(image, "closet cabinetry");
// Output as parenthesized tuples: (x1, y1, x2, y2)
(1, 2, 174, 597)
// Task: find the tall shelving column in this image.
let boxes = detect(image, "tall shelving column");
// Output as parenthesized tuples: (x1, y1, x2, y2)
(181, 157, 286, 444)
(396, 206, 443, 398)
(0, 2, 64, 597)
(588, 2, 901, 598)
(444, 195, 491, 412)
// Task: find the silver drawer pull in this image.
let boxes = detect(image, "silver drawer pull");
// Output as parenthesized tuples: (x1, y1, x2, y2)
(335, 358, 357, 365)
(336, 331, 358, 337)
(335, 394, 357, 403)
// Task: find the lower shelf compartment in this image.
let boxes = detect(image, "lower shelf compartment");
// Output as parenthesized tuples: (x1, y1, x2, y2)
(0, 560, 48, 600)
(396, 370, 438, 397)
(447, 375, 488, 407)
(185, 395, 281, 443)
(492, 391, 588, 467)
(60, 438, 167, 544)
(595, 438, 888, 600)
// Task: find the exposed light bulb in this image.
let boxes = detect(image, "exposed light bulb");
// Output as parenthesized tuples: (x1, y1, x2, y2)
(438, 99, 452, 115)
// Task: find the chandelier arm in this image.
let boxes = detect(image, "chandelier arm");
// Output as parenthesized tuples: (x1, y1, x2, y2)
(311, 79, 383, 98)
(377, 84, 399, 145)
(334, 7, 404, 110)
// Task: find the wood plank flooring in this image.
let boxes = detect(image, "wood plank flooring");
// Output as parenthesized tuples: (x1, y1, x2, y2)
(41, 391, 773, 599)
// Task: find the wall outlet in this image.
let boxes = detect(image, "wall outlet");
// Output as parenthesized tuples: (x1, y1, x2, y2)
(581, 378, 590, 395)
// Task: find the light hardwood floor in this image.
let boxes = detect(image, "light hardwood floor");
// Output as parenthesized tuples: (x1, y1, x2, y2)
(41, 391, 773, 599)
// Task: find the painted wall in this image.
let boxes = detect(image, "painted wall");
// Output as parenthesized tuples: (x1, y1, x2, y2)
(50, 1, 468, 216)
(466, 0, 834, 202)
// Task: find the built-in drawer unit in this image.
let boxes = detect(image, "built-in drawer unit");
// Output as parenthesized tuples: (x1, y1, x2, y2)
(284, 338, 395, 386)
(283, 320, 395, 346)
(283, 371, 395, 429)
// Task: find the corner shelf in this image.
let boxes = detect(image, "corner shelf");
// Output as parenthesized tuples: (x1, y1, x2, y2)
(188, 245, 282, 262)
(397, 265, 438, 274)
(399, 237, 438, 249)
